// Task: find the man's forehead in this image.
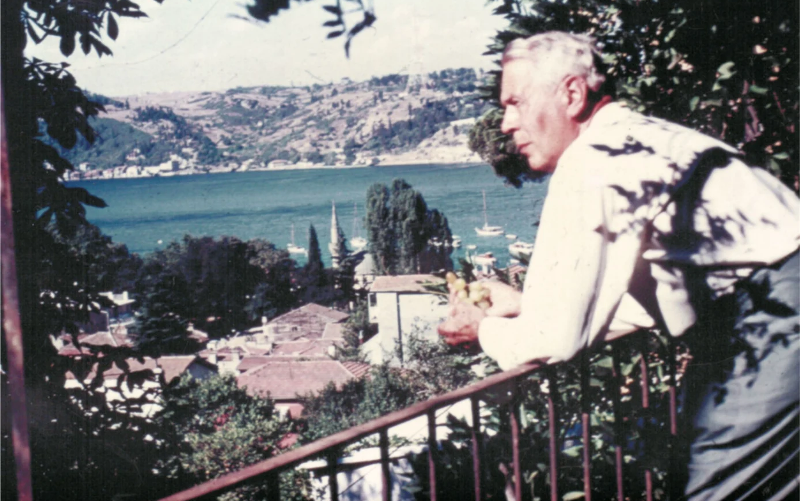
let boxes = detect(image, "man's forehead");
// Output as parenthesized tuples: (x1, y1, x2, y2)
(501, 60, 542, 100)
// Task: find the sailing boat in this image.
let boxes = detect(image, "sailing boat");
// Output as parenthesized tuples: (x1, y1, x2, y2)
(349, 202, 367, 250)
(475, 190, 504, 236)
(287, 224, 307, 254)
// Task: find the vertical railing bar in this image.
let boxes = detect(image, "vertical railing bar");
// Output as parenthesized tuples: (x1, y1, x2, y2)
(668, 337, 678, 436)
(379, 429, 391, 501)
(470, 396, 483, 501)
(640, 334, 653, 501)
(327, 451, 339, 501)
(547, 368, 559, 501)
(668, 336, 679, 500)
(581, 351, 592, 501)
(509, 398, 523, 501)
(266, 472, 280, 501)
(427, 409, 438, 501)
(612, 346, 625, 501)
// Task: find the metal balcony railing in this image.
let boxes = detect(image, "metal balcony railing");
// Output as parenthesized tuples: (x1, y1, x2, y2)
(157, 333, 681, 501)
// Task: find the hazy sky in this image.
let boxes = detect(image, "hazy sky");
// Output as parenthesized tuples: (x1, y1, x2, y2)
(27, 0, 507, 97)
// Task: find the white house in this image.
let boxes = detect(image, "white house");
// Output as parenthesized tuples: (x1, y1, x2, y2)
(363, 274, 448, 365)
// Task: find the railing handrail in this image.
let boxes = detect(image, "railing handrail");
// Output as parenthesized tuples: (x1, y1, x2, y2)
(158, 360, 544, 501)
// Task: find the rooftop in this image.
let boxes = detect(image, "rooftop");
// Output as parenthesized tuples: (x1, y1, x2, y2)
(237, 360, 368, 400)
(370, 274, 444, 293)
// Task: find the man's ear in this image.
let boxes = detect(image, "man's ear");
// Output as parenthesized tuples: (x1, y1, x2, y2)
(562, 75, 589, 120)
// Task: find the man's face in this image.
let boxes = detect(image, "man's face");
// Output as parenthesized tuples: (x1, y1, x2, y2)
(500, 59, 578, 173)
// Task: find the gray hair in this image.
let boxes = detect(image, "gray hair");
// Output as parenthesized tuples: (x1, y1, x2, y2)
(502, 31, 611, 96)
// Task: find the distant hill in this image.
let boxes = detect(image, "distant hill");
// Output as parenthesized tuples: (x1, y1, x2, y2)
(59, 68, 491, 179)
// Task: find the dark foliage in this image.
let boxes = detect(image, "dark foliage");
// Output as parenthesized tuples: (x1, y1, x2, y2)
(365, 179, 453, 275)
(471, 0, 798, 189)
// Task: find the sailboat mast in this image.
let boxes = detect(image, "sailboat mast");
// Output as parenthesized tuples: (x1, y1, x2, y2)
(482, 190, 489, 227)
(352, 202, 358, 237)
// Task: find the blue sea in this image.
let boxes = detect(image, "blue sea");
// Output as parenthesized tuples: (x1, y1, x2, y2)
(72, 163, 549, 268)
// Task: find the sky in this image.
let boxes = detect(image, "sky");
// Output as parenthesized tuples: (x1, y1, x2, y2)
(27, 0, 508, 97)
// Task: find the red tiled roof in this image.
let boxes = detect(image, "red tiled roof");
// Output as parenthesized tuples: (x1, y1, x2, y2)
(264, 304, 349, 342)
(370, 274, 444, 293)
(321, 323, 344, 340)
(158, 356, 213, 384)
(270, 339, 340, 358)
(340, 361, 372, 379)
(237, 360, 358, 400)
(237, 356, 271, 373)
(269, 303, 349, 325)
(77, 329, 133, 348)
(65, 356, 211, 384)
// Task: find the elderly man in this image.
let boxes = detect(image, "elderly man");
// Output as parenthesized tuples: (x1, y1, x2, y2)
(438, 32, 799, 499)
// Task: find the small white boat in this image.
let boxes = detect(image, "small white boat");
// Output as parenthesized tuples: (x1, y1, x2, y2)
(469, 251, 497, 274)
(505, 234, 517, 240)
(475, 190, 504, 236)
(508, 241, 534, 260)
(471, 251, 497, 265)
(466, 244, 477, 251)
(349, 202, 368, 250)
(287, 224, 307, 254)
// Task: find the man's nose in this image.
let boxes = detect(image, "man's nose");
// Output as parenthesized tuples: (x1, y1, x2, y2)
(500, 109, 515, 135)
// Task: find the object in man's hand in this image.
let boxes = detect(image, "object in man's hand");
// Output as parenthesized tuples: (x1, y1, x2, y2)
(452, 279, 492, 310)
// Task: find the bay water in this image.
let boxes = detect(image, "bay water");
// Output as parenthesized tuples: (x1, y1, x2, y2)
(72, 163, 549, 269)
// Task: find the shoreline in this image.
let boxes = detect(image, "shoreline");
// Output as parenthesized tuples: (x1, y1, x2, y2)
(66, 159, 487, 183)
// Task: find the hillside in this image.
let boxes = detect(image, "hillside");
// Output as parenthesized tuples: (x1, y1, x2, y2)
(59, 68, 491, 180)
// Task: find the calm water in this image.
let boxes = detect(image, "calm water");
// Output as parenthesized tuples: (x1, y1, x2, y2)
(72, 163, 549, 268)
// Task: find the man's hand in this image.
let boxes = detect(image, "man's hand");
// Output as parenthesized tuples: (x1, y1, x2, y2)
(480, 281, 523, 318)
(437, 299, 486, 351)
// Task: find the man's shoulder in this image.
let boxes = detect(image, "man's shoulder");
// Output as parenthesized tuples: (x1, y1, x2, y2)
(573, 104, 738, 168)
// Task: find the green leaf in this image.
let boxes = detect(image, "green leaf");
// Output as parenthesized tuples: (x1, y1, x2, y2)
(563, 445, 581, 457)
(773, 152, 790, 160)
(717, 61, 736, 80)
(689, 96, 700, 112)
(107, 14, 119, 40)
(563, 492, 585, 500)
(749, 84, 768, 95)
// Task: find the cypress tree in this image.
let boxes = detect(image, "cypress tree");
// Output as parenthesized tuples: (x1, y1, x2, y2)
(365, 179, 453, 275)
(305, 224, 326, 286)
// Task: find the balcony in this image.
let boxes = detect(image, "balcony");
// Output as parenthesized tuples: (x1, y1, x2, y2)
(156, 331, 683, 501)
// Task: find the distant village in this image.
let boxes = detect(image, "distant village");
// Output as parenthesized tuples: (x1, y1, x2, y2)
(52, 205, 525, 424)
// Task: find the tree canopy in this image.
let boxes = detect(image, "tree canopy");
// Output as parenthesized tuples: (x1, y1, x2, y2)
(365, 179, 453, 275)
(135, 235, 296, 344)
(470, 0, 798, 189)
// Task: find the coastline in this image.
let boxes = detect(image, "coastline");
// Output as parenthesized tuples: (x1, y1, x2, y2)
(65, 157, 487, 182)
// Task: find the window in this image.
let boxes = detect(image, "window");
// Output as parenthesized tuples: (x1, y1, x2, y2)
(369, 293, 377, 307)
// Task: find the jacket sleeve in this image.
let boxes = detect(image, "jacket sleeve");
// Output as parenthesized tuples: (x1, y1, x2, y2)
(477, 153, 647, 370)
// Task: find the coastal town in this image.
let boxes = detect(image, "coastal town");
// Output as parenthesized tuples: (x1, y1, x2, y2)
(60, 70, 486, 182)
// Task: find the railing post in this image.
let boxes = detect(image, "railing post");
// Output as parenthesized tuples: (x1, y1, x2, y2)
(667, 336, 680, 501)
(326, 451, 339, 501)
(581, 351, 592, 501)
(379, 429, 391, 501)
(639, 335, 653, 501)
(612, 346, 625, 501)
(471, 396, 483, 501)
(547, 368, 559, 501)
(509, 397, 523, 501)
(1, 92, 34, 501)
(427, 409, 438, 501)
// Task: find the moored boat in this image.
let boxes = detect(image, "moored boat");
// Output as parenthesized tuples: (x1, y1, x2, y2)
(508, 241, 534, 260)
(475, 190, 504, 236)
(287, 224, 307, 254)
